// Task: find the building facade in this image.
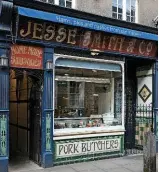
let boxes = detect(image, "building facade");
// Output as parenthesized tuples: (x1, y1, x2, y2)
(0, 0, 158, 172)
(37, 0, 158, 27)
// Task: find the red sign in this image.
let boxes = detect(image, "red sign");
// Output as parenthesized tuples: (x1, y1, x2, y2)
(11, 45, 43, 69)
(18, 17, 157, 59)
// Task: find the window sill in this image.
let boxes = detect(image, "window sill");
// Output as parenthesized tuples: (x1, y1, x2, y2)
(54, 126, 125, 138)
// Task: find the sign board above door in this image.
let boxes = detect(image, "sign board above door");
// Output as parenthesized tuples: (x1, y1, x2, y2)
(10, 44, 43, 69)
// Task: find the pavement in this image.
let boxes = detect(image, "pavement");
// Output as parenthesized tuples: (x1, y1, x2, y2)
(10, 154, 150, 172)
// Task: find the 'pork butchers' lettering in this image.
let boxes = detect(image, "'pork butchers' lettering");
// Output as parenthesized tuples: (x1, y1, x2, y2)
(57, 139, 120, 157)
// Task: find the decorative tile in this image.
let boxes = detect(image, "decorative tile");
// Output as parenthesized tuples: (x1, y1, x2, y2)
(138, 84, 152, 103)
(0, 114, 7, 156)
(135, 119, 151, 146)
(46, 113, 51, 151)
(54, 135, 124, 165)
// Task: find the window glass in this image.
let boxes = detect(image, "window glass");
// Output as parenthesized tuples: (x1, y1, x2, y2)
(118, 8, 122, 13)
(126, 10, 130, 16)
(66, 0, 72, 8)
(112, 6, 117, 12)
(36, 0, 54, 4)
(131, 16, 135, 22)
(126, 16, 130, 22)
(118, 14, 122, 20)
(59, 0, 72, 7)
(48, 0, 54, 4)
(112, 13, 117, 19)
(59, 0, 65, 6)
(54, 67, 123, 129)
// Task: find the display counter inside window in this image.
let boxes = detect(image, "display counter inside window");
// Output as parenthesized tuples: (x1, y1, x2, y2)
(54, 67, 123, 130)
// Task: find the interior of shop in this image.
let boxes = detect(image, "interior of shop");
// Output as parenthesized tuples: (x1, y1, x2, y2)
(9, 69, 43, 171)
(54, 67, 123, 129)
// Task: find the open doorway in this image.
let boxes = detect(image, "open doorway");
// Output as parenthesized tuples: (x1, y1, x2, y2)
(9, 68, 43, 171)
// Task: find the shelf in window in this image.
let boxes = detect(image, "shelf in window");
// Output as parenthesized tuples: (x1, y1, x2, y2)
(55, 117, 103, 120)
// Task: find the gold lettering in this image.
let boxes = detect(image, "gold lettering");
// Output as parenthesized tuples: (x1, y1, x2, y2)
(108, 36, 116, 50)
(44, 24, 56, 41)
(127, 39, 137, 53)
(67, 28, 77, 44)
(91, 33, 101, 48)
(28, 47, 42, 57)
(11, 56, 15, 65)
(146, 42, 153, 55)
(102, 36, 109, 49)
(139, 41, 146, 55)
(33, 23, 43, 40)
(20, 21, 32, 37)
(113, 37, 125, 51)
(82, 31, 92, 47)
(56, 27, 67, 42)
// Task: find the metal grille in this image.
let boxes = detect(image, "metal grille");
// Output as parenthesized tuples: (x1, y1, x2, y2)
(124, 79, 154, 155)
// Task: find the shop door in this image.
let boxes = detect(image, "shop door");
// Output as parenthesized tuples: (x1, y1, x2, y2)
(29, 75, 43, 165)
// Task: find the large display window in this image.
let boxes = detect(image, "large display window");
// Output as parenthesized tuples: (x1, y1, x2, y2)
(53, 55, 125, 135)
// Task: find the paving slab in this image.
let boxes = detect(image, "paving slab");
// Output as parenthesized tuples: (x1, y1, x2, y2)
(77, 169, 105, 172)
(70, 161, 98, 171)
(106, 167, 133, 172)
(9, 154, 146, 172)
(92, 159, 121, 170)
(113, 155, 143, 166)
(124, 162, 143, 172)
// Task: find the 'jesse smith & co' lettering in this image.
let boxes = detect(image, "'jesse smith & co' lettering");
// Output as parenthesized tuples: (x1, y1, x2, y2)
(19, 21, 156, 57)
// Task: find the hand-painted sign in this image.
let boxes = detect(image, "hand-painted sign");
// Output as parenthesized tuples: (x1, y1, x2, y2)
(18, 17, 157, 59)
(11, 44, 43, 69)
(56, 138, 120, 158)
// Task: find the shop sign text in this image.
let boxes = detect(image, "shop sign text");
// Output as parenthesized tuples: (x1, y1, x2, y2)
(11, 45, 43, 69)
(18, 17, 157, 59)
(56, 138, 120, 158)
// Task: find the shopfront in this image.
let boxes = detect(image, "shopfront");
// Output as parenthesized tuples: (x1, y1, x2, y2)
(0, 2, 158, 171)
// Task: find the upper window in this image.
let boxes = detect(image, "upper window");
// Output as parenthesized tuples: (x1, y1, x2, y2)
(36, 0, 54, 4)
(36, 0, 74, 8)
(112, 0, 137, 23)
(112, 0, 123, 20)
(126, 0, 136, 22)
(59, 0, 72, 8)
